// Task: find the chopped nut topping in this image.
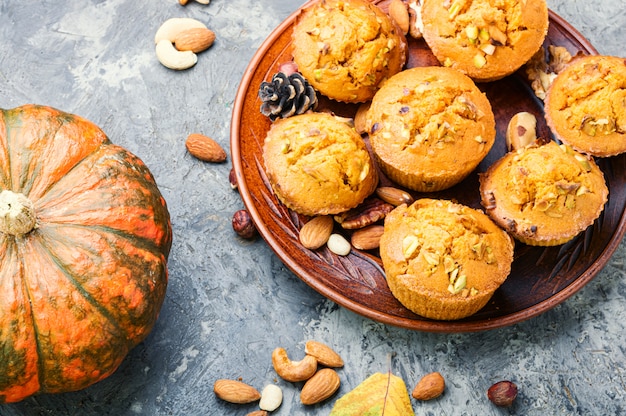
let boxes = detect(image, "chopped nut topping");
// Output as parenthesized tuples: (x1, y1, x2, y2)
(403, 235, 420, 259)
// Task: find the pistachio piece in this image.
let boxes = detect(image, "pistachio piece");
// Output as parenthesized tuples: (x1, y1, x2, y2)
(574, 153, 592, 172)
(473, 53, 487, 68)
(465, 25, 479, 41)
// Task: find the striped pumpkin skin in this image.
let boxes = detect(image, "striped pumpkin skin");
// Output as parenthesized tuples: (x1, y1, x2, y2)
(0, 105, 172, 403)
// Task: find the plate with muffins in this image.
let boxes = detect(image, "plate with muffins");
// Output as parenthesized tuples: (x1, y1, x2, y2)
(231, 0, 626, 332)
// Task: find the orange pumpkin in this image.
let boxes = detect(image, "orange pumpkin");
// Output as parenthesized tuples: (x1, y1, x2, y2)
(0, 105, 172, 403)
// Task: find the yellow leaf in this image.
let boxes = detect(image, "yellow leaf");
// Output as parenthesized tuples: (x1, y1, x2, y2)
(329, 372, 415, 416)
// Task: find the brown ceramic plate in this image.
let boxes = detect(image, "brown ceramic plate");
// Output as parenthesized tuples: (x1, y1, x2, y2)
(230, 1, 626, 332)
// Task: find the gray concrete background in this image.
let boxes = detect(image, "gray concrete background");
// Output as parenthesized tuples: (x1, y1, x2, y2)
(0, 0, 625, 415)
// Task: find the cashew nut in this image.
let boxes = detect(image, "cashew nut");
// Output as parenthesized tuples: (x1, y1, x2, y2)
(155, 39, 197, 70)
(154, 17, 207, 44)
(154, 17, 210, 70)
(271, 347, 317, 382)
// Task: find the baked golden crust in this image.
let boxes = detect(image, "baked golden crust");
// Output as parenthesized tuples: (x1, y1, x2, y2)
(479, 141, 609, 246)
(263, 112, 378, 216)
(380, 198, 514, 320)
(421, 0, 549, 82)
(544, 55, 626, 157)
(291, 0, 407, 103)
(365, 66, 495, 192)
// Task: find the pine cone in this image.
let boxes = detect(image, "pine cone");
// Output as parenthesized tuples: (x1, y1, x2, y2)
(259, 72, 318, 121)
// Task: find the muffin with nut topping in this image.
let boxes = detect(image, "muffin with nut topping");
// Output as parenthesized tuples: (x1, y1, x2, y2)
(291, 0, 407, 103)
(544, 55, 626, 157)
(479, 141, 609, 246)
(380, 198, 514, 321)
(366, 66, 496, 192)
(263, 112, 378, 216)
(421, 0, 549, 82)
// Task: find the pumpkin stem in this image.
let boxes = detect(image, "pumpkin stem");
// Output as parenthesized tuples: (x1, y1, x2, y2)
(0, 190, 37, 236)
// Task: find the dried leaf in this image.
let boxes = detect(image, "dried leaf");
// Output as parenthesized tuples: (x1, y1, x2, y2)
(329, 372, 415, 415)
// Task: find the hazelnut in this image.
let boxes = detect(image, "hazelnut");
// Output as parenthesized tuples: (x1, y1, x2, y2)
(487, 380, 518, 407)
(232, 209, 257, 239)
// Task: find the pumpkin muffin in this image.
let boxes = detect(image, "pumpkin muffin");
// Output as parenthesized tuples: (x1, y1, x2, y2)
(366, 66, 496, 192)
(379, 198, 514, 321)
(479, 141, 609, 246)
(544, 55, 626, 157)
(421, 0, 549, 82)
(291, 0, 407, 103)
(263, 112, 378, 216)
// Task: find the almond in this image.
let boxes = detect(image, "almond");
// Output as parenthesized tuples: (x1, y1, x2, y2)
(388, 0, 410, 35)
(375, 186, 414, 207)
(173, 27, 215, 53)
(304, 340, 344, 368)
(213, 379, 261, 404)
(354, 102, 370, 134)
(246, 411, 268, 416)
(412, 372, 445, 401)
(300, 368, 341, 405)
(299, 215, 334, 250)
(185, 133, 227, 162)
(351, 225, 384, 251)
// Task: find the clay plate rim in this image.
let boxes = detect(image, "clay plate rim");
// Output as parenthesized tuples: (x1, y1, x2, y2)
(230, 1, 626, 332)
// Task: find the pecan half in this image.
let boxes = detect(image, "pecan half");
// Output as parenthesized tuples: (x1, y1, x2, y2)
(334, 198, 394, 229)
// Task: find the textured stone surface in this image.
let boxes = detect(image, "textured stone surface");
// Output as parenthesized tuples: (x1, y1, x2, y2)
(0, 0, 625, 415)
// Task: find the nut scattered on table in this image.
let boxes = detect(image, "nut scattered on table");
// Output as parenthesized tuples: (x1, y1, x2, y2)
(246, 411, 268, 416)
(229, 168, 238, 190)
(272, 347, 318, 382)
(155, 39, 197, 70)
(487, 380, 518, 407)
(179, 0, 211, 5)
(259, 384, 283, 412)
(412, 371, 445, 401)
(155, 17, 207, 43)
(300, 368, 341, 405)
(213, 379, 261, 404)
(304, 340, 344, 368)
(185, 133, 227, 162)
(154, 17, 214, 70)
(232, 209, 257, 239)
(173, 27, 215, 53)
